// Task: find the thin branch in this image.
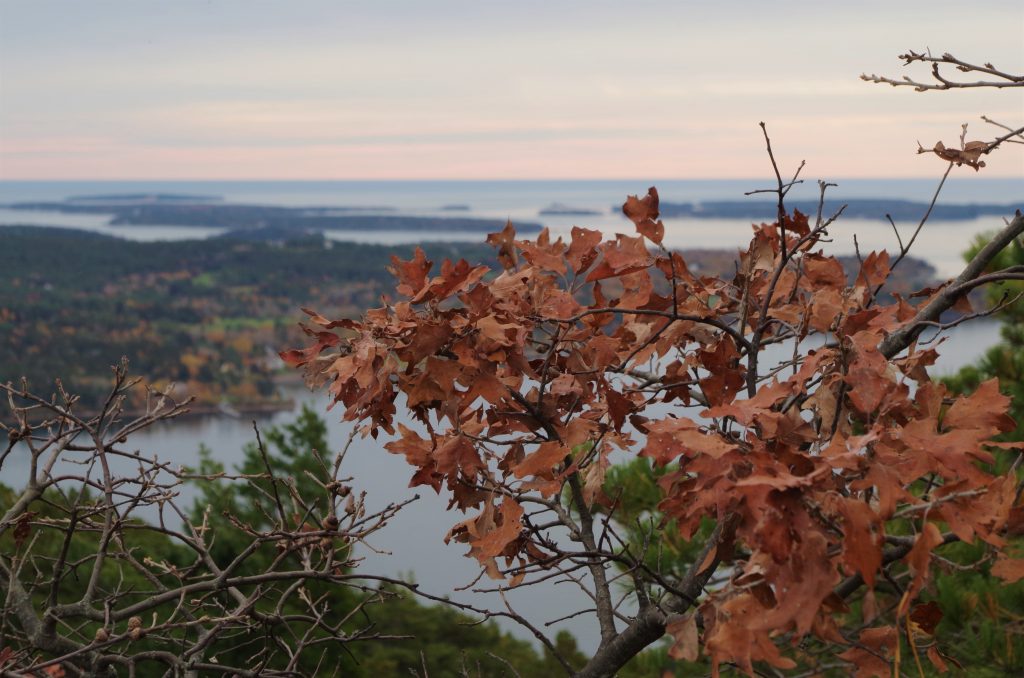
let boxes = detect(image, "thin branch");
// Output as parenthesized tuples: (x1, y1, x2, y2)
(861, 50, 1024, 91)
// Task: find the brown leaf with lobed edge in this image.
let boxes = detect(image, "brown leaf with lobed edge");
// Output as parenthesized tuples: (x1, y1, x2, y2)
(992, 554, 1024, 583)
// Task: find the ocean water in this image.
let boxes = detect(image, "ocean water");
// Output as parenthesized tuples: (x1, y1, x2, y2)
(1, 177, 1020, 208)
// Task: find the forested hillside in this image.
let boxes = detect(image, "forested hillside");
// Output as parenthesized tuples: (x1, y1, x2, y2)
(0, 226, 939, 412)
(0, 226, 494, 410)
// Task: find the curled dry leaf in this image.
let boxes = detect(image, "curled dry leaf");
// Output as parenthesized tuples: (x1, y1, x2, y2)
(991, 554, 1024, 583)
(12, 511, 35, 549)
(666, 614, 699, 661)
(837, 626, 897, 678)
(623, 186, 665, 245)
(920, 140, 989, 171)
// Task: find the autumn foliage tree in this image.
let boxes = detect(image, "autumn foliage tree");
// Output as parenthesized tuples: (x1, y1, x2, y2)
(284, 53, 1024, 676)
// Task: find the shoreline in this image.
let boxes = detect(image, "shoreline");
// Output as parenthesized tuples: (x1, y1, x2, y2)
(70, 398, 298, 423)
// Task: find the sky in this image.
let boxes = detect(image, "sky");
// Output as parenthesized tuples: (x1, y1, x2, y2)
(1, 0, 1022, 180)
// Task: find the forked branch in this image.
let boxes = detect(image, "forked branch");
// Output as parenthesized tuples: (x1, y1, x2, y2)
(861, 50, 1024, 90)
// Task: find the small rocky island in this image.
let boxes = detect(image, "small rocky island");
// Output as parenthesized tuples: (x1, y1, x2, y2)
(540, 202, 602, 216)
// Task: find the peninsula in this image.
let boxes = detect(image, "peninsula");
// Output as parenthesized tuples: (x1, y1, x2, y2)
(4, 196, 544, 234)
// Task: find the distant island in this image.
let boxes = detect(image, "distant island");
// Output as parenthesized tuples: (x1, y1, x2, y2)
(539, 203, 602, 216)
(64, 192, 223, 205)
(615, 199, 1019, 222)
(440, 204, 471, 211)
(299, 206, 398, 214)
(3, 197, 543, 234)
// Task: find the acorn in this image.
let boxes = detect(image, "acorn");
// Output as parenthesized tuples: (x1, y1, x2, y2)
(326, 481, 351, 497)
(127, 616, 144, 641)
(94, 627, 109, 642)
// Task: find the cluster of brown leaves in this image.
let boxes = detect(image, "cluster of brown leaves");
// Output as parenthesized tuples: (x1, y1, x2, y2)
(919, 140, 989, 171)
(918, 123, 992, 171)
(284, 187, 1023, 676)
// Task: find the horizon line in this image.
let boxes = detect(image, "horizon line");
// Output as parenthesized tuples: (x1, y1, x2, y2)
(1, 176, 1020, 183)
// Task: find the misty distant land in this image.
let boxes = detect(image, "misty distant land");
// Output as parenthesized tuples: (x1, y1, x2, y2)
(539, 203, 603, 216)
(4, 194, 1017, 238)
(64, 192, 224, 205)
(4, 194, 543, 234)
(652, 198, 1019, 222)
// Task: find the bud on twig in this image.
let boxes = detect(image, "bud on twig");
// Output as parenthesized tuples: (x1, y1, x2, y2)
(127, 616, 144, 641)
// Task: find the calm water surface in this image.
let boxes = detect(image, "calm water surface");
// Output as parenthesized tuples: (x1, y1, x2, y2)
(2, 178, 1020, 207)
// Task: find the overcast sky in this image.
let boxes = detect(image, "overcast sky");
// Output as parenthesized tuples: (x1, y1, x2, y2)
(1, 0, 1022, 179)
